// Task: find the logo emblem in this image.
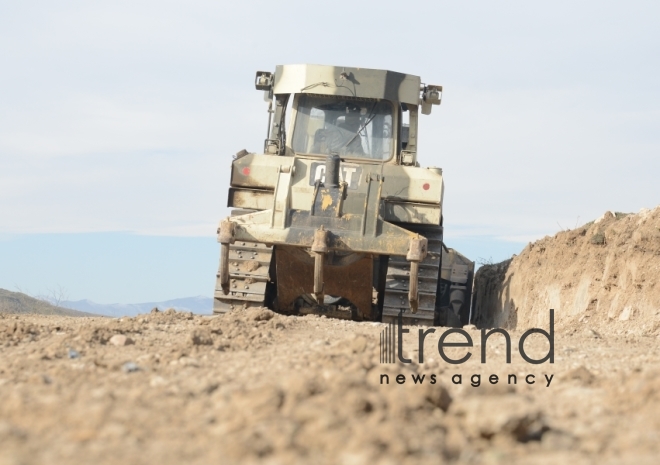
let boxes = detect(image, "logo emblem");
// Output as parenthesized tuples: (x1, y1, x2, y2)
(309, 162, 362, 190)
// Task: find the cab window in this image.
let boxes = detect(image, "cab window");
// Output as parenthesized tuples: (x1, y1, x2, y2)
(292, 94, 393, 160)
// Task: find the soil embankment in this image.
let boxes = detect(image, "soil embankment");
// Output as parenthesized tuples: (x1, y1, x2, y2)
(472, 206, 660, 337)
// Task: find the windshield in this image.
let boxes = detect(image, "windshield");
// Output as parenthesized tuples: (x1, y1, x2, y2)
(292, 94, 393, 160)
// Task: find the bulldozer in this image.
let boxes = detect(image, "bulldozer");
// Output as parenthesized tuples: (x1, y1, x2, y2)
(214, 64, 474, 326)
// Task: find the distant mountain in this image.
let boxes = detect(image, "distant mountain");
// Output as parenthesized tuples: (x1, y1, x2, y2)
(61, 296, 213, 317)
(0, 289, 96, 317)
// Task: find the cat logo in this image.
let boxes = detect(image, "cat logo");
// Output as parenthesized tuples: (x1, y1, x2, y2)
(309, 162, 362, 190)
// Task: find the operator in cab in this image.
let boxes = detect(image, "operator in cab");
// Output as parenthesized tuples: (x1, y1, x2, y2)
(312, 103, 365, 156)
(292, 94, 393, 160)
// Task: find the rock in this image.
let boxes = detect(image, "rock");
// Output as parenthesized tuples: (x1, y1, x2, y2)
(349, 335, 367, 354)
(422, 383, 452, 411)
(619, 306, 634, 321)
(109, 334, 134, 346)
(29, 373, 53, 385)
(541, 429, 578, 450)
(451, 395, 546, 442)
(253, 309, 274, 321)
(563, 366, 595, 385)
(189, 328, 213, 346)
(68, 348, 80, 359)
(594, 211, 615, 224)
(150, 376, 168, 387)
(178, 356, 200, 367)
(122, 362, 140, 373)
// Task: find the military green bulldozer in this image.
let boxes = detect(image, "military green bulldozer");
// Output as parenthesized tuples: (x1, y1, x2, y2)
(214, 64, 474, 326)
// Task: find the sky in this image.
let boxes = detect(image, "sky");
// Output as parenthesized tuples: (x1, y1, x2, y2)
(1, 1, 658, 303)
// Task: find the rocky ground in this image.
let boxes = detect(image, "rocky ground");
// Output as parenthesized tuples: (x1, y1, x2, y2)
(1, 306, 659, 465)
(3, 206, 659, 464)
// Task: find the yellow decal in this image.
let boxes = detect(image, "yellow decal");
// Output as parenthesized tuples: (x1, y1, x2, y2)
(321, 193, 333, 211)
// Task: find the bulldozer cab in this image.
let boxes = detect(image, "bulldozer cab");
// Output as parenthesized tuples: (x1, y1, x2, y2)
(257, 64, 442, 167)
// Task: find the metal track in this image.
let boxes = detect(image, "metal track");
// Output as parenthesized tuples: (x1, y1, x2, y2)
(382, 226, 443, 325)
(213, 240, 273, 314)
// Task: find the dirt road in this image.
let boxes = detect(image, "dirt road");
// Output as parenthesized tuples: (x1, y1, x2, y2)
(1, 307, 659, 464)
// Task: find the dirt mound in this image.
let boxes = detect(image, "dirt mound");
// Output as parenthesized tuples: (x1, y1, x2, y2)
(473, 206, 660, 335)
(1, 310, 659, 464)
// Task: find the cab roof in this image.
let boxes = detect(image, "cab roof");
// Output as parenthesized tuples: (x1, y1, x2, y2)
(273, 64, 421, 106)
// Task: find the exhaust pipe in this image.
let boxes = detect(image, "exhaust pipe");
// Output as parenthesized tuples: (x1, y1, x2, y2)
(325, 154, 340, 187)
